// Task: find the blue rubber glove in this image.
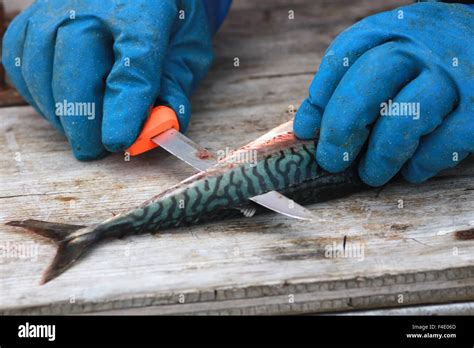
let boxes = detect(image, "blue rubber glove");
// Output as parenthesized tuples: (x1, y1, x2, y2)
(2, 0, 213, 160)
(294, 2, 473, 186)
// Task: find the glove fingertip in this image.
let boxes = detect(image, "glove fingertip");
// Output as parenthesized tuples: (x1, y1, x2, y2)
(156, 92, 191, 133)
(316, 141, 351, 173)
(102, 130, 137, 153)
(293, 98, 322, 140)
(66, 134, 109, 161)
(72, 147, 109, 162)
(401, 162, 434, 184)
(358, 156, 389, 187)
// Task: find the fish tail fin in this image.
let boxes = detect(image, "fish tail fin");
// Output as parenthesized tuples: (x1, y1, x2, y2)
(6, 219, 98, 284)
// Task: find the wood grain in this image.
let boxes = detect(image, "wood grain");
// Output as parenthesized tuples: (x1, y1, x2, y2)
(1, 0, 473, 315)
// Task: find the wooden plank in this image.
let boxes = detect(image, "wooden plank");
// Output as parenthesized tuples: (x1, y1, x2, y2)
(3, 0, 34, 15)
(1, 0, 473, 315)
(336, 302, 474, 316)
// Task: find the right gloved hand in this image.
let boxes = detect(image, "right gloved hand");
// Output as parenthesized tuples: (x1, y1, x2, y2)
(294, 2, 473, 186)
(2, 0, 213, 160)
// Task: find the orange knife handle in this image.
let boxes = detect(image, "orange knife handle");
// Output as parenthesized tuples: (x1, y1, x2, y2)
(126, 106, 180, 156)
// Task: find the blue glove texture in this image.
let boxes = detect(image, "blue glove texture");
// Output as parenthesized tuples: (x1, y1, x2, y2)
(2, 0, 213, 160)
(294, 2, 473, 186)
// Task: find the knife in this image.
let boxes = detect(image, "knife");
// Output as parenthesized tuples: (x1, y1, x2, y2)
(126, 106, 314, 221)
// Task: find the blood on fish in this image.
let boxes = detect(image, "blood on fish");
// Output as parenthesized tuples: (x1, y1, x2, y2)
(196, 149, 212, 160)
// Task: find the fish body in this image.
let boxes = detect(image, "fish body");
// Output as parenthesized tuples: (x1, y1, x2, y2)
(7, 120, 364, 283)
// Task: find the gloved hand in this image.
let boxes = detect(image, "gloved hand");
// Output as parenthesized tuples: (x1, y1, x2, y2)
(2, 0, 213, 160)
(294, 2, 473, 186)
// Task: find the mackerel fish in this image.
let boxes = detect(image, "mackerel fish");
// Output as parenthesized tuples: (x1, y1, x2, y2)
(7, 119, 365, 283)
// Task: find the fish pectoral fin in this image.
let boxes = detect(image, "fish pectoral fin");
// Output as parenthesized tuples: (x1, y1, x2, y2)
(249, 191, 315, 221)
(6, 219, 97, 284)
(238, 206, 257, 218)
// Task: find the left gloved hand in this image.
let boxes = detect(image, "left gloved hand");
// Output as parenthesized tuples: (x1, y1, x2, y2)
(2, 0, 213, 161)
(294, 2, 473, 186)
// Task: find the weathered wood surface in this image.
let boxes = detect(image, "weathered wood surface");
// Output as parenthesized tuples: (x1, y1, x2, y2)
(337, 302, 474, 316)
(1, 0, 473, 315)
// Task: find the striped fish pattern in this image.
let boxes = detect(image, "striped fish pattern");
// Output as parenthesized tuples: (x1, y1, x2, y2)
(7, 120, 364, 283)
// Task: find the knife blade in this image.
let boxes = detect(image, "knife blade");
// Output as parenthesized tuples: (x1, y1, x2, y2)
(127, 106, 315, 221)
(152, 128, 216, 172)
(249, 191, 314, 221)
